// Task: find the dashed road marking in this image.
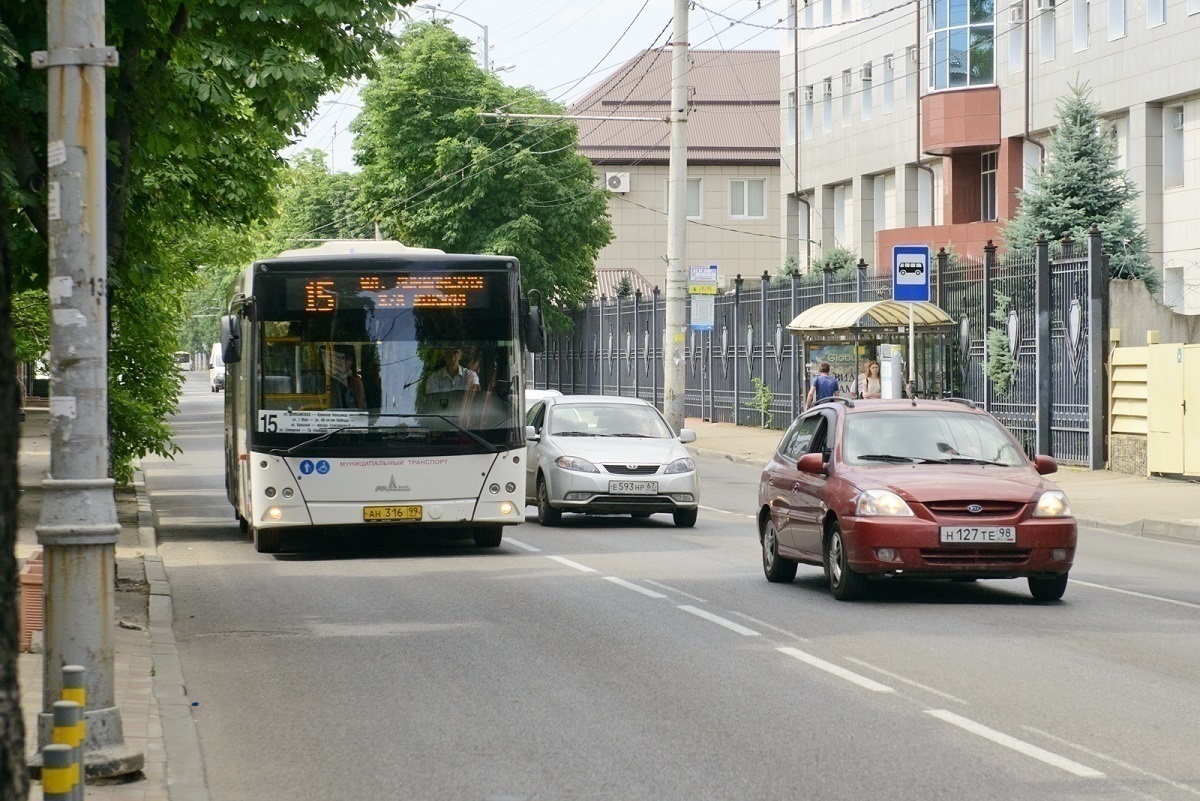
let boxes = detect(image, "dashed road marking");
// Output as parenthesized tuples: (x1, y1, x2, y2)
(926, 710, 1105, 778)
(1071, 579, 1200, 610)
(1022, 725, 1200, 796)
(843, 657, 968, 704)
(642, 580, 707, 603)
(546, 555, 596, 573)
(505, 538, 541, 552)
(727, 611, 809, 642)
(699, 504, 756, 520)
(778, 647, 895, 693)
(603, 577, 667, 598)
(678, 605, 761, 636)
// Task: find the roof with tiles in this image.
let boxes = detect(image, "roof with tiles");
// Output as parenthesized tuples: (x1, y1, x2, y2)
(570, 49, 780, 166)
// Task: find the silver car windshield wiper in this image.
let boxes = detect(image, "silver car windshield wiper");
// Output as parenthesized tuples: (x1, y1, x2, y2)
(551, 431, 595, 437)
(603, 433, 653, 438)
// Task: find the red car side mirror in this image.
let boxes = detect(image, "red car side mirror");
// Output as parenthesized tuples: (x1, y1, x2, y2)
(1033, 454, 1058, 475)
(797, 452, 826, 475)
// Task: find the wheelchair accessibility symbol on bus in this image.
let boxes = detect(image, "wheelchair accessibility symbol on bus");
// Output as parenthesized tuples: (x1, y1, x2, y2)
(299, 459, 332, 476)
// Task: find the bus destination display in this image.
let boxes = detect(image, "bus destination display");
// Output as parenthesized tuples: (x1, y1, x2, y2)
(290, 275, 488, 313)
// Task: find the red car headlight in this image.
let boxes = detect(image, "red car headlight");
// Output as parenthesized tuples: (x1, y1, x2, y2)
(856, 489, 914, 517)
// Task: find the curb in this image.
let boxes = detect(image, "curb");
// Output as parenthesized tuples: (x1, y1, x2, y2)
(687, 445, 1200, 546)
(134, 476, 212, 801)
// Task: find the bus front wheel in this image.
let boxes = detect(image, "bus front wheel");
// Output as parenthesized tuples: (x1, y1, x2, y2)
(253, 526, 281, 554)
(473, 526, 503, 548)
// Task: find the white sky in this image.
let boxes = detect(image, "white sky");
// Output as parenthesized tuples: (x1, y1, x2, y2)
(285, 0, 782, 172)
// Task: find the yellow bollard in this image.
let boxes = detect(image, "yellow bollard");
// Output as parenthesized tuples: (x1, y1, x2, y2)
(41, 743, 74, 800)
(51, 700, 83, 801)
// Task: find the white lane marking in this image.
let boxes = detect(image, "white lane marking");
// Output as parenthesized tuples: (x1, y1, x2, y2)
(727, 611, 810, 642)
(678, 605, 761, 636)
(643, 580, 707, 603)
(603, 577, 667, 598)
(843, 657, 968, 705)
(546, 555, 597, 573)
(699, 504, 756, 520)
(778, 647, 895, 693)
(1071, 579, 1200, 610)
(926, 710, 1105, 778)
(1022, 725, 1200, 797)
(506, 538, 541, 552)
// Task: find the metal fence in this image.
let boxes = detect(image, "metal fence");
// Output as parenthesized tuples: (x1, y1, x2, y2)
(534, 230, 1107, 467)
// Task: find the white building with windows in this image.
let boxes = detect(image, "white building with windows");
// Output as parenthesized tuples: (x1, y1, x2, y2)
(572, 49, 781, 292)
(779, 0, 1200, 311)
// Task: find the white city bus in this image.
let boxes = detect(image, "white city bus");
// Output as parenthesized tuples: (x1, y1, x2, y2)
(220, 240, 543, 553)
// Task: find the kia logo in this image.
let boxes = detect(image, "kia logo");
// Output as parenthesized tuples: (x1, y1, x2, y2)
(967, 504, 983, 514)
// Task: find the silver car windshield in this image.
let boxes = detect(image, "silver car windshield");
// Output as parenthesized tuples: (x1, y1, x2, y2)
(842, 410, 1027, 466)
(548, 404, 673, 438)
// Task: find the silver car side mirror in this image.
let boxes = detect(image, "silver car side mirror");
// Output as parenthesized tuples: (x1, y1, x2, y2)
(525, 425, 540, 442)
(678, 428, 696, 444)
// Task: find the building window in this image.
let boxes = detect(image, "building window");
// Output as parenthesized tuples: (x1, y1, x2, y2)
(665, 177, 703, 218)
(1109, 0, 1126, 38)
(823, 77, 833, 132)
(981, 150, 998, 221)
(905, 46, 919, 106)
(804, 0, 814, 29)
(833, 184, 847, 245)
(927, 0, 996, 90)
(1008, 0, 1024, 72)
(1164, 107, 1184, 188)
(882, 54, 895, 113)
(1073, 0, 1089, 50)
(731, 179, 767, 218)
(842, 70, 853, 126)
(1191, 0, 1200, 16)
(861, 62, 873, 120)
(822, 0, 832, 26)
(787, 91, 797, 145)
(804, 86, 815, 139)
(1147, 0, 1166, 26)
(1038, 2, 1056, 63)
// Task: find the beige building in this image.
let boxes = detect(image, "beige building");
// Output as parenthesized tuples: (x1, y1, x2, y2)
(572, 49, 781, 292)
(778, 0, 1200, 312)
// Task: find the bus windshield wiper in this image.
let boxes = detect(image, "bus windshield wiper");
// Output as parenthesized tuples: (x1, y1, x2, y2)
(273, 426, 365, 456)
(395, 414, 502, 453)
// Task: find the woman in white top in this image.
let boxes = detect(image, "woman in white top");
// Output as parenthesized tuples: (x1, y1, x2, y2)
(858, 360, 882, 399)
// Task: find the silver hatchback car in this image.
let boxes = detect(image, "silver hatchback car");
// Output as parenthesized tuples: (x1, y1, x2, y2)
(525, 395, 700, 527)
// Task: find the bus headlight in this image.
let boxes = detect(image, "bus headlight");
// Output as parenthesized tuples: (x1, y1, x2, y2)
(264, 487, 277, 498)
(282, 488, 294, 499)
(500, 502, 514, 515)
(505, 482, 516, 493)
(489, 483, 500, 494)
(267, 507, 283, 520)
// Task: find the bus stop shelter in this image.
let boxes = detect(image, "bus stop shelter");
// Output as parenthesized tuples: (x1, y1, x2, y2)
(787, 299, 955, 401)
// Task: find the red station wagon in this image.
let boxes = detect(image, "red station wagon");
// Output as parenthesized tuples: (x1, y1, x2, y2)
(757, 397, 1077, 601)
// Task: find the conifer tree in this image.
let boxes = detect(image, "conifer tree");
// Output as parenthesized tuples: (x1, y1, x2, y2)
(1003, 83, 1156, 291)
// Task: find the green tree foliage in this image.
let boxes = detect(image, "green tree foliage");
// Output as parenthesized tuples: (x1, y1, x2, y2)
(351, 22, 612, 329)
(983, 291, 1016, 395)
(0, 1, 406, 481)
(1003, 83, 1155, 290)
(812, 245, 859, 278)
(260, 150, 376, 255)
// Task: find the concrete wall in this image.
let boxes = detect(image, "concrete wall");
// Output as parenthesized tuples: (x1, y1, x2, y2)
(1109, 278, 1200, 347)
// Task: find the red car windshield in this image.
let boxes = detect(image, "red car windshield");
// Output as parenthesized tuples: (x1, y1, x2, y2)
(842, 410, 1027, 467)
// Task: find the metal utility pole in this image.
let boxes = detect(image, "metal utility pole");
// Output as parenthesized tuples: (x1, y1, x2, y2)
(662, 0, 690, 431)
(33, 0, 143, 775)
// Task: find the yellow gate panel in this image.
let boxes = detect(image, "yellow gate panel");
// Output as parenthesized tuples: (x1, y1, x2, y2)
(1184, 345, 1200, 477)
(1147, 344, 1185, 475)
(1109, 347, 1148, 436)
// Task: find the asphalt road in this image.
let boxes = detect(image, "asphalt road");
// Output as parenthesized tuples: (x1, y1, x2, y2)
(141, 375, 1200, 801)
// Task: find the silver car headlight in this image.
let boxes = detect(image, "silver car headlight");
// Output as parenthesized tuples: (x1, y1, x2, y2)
(665, 457, 695, 474)
(555, 455, 600, 474)
(1032, 490, 1071, 518)
(856, 489, 914, 517)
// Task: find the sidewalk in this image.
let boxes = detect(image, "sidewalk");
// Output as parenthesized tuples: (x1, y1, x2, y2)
(684, 417, 1200, 544)
(16, 409, 207, 801)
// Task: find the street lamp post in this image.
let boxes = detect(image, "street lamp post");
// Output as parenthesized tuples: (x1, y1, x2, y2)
(417, 4, 490, 71)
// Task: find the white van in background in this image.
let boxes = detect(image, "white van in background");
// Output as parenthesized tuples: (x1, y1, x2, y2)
(209, 342, 225, 392)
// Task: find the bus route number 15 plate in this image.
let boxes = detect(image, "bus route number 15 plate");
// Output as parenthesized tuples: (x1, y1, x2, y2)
(363, 505, 423, 522)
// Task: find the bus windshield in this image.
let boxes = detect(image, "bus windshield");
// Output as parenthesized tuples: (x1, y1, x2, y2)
(250, 268, 522, 452)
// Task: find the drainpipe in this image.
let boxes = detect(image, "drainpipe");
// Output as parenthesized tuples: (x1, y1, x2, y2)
(792, 4, 812, 270)
(914, 1, 936, 229)
(1024, 0, 1046, 168)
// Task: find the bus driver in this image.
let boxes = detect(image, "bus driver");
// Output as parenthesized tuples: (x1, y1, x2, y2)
(423, 348, 480, 394)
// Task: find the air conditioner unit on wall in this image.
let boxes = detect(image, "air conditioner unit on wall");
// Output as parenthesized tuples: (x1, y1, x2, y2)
(1035, 0, 1054, 11)
(803, 86, 814, 103)
(1172, 111, 1185, 131)
(605, 172, 630, 193)
(861, 63, 873, 81)
(1009, 4, 1025, 23)
(885, 54, 894, 71)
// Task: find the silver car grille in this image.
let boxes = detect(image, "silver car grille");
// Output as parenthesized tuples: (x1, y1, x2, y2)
(603, 464, 660, 476)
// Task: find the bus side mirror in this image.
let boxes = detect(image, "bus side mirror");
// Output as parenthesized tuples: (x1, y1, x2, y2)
(524, 305, 545, 354)
(220, 314, 242, 364)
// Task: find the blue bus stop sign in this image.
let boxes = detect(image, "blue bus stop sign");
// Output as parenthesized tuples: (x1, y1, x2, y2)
(893, 245, 931, 302)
